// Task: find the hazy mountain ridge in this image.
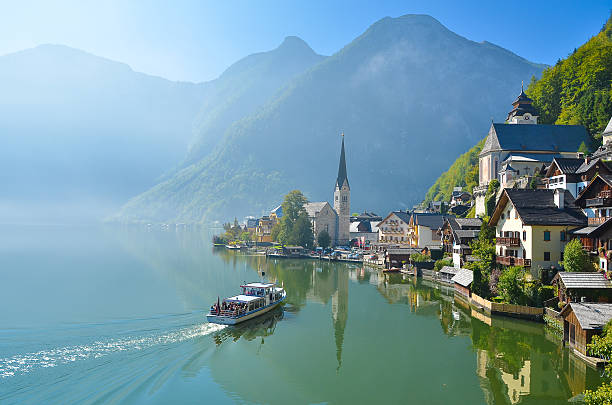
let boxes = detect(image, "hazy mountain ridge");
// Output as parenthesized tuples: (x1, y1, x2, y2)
(114, 14, 545, 224)
(0, 39, 324, 222)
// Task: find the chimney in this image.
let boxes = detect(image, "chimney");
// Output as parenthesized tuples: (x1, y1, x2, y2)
(585, 155, 591, 165)
(554, 188, 565, 209)
(577, 152, 584, 159)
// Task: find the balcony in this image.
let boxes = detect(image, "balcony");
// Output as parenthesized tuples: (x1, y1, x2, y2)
(585, 191, 612, 207)
(588, 217, 612, 226)
(496, 256, 531, 267)
(496, 237, 520, 247)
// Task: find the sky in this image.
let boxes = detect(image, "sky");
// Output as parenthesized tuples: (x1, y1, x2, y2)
(1, 0, 610, 83)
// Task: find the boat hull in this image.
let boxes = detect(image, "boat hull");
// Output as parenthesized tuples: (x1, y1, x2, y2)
(207, 293, 286, 325)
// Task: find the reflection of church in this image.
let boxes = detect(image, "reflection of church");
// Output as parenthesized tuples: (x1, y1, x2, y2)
(306, 263, 349, 371)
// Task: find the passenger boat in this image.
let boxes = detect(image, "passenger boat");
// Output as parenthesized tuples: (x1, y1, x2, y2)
(207, 282, 287, 325)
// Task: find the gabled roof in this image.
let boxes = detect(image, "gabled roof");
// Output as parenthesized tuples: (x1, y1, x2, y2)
(480, 123, 590, 156)
(451, 268, 473, 287)
(380, 210, 411, 225)
(413, 213, 449, 230)
(575, 174, 612, 205)
(439, 266, 459, 275)
(304, 202, 335, 218)
(490, 189, 586, 227)
(561, 302, 612, 330)
(576, 157, 608, 175)
(553, 272, 612, 290)
(455, 218, 482, 229)
(546, 157, 584, 176)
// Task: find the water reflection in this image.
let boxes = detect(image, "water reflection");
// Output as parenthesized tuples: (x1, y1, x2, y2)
(104, 229, 608, 404)
(376, 274, 604, 404)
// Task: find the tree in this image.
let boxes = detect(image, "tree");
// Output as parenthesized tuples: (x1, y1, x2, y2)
(561, 238, 591, 272)
(466, 217, 496, 297)
(585, 319, 612, 404)
(275, 190, 313, 248)
(293, 213, 314, 249)
(317, 229, 331, 248)
(434, 257, 453, 271)
(497, 266, 526, 304)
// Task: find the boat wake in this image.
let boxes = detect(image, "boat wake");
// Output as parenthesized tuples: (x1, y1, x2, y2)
(0, 322, 226, 378)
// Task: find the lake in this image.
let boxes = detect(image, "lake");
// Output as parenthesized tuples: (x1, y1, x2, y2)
(0, 225, 604, 404)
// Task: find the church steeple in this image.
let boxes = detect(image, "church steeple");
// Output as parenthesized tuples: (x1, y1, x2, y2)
(336, 134, 349, 189)
(333, 134, 350, 245)
(507, 82, 538, 124)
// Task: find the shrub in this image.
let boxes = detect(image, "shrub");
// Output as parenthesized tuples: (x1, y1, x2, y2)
(498, 266, 526, 305)
(434, 258, 453, 271)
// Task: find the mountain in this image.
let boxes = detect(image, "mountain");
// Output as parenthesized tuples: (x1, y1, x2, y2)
(114, 14, 546, 224)
(0, 44, 207, 221)
(184, 36, 326, 166)
(0, 39, 323, 222)
(422, 13, 612, 209)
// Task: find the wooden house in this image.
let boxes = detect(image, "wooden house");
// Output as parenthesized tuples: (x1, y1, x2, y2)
(451, 268, 473, 298)
(545, 157, 610, 198)
(560, 302, 612, 355)
(552, 272, 612, 304)
(439, 266, 459, 284)
(440, 217, 481, 268)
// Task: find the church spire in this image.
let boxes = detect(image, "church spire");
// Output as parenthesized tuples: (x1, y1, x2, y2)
(336, 134, 349, 189)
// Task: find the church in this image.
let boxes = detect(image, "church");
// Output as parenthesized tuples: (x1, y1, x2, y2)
(304, 136, 351, 246)
(474, 86, 591, 216)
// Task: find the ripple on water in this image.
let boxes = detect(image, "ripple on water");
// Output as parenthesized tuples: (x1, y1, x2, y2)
(0, 322, 226, 378)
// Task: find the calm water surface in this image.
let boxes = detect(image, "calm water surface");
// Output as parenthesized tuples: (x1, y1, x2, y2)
(0, 225, 604, 404)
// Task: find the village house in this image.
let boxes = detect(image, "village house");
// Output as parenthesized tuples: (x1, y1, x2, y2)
(440, 217, 482, 268)
(408, 212, 448, 249)
(383, 247, 420, 269)
(439, 266, 459, 284)
(489, 188, 586, 278)
(552, 272, 612, 304)
(560, 302, 612, 356)
(545, 156, 611, 198)
(450, 188, 472, 207)
(474, 86, 591, 216)
(451, 268, 473, 298)
(255, 215, 275, 243)
(349, 219, 380, 246)
(573, 174, 612, 270)
(378, 211, 411, 244)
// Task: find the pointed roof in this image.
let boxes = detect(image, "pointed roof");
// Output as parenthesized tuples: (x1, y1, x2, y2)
(603, 116, 612, 137)
(336, 135, 349, 189)
(507, 83, 538, 120)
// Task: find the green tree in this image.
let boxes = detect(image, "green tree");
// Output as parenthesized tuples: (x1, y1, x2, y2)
(466, 217, 496, 297)
(293, 213, 314, 249)
(585, 319, 612, 404)
(434, 257, 453, 271)
(528, 13, 612, 145)
(561, 238, 591, 272)
(317, 229, 331, 248)
(497, 266, 526, 304)
(275, 190, 313, 248)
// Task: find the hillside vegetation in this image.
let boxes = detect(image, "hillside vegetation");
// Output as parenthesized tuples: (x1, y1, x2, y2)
(527, 13, 612, 142)
(423, 13, 612, 207)
(423, 139, 484, 205)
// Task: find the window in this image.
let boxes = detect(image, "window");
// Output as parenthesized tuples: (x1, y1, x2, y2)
(544, 252, 551, 261)
(501, 213, 505, 219)
(544, 231, 550, 241)
(342, 195, 347, 202)
(560, 231, 566, 242)
(560, 252, 564, 261)
(515, 211, 518, 219)
(523, 231, 526, 241)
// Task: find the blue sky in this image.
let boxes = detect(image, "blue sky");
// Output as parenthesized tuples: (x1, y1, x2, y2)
(1, 0, 610, 82)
